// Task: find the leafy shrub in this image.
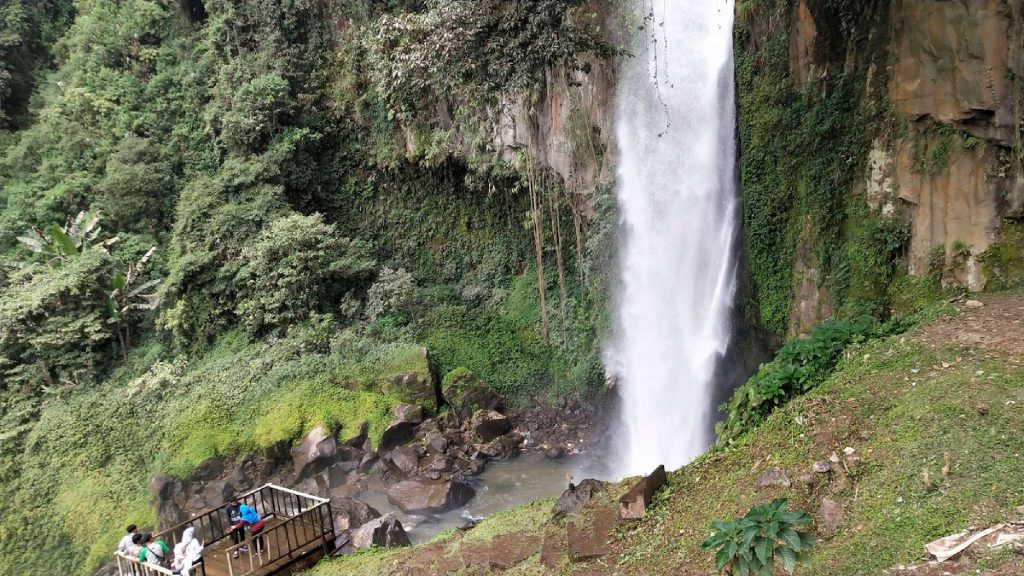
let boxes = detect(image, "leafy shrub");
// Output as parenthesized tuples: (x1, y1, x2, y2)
(216, 72, 293, 154)
(716, 315, 910, 445)
(236, 212, 375, 335)
(365, 266, 417, 322)
(702, 499, 816, 576)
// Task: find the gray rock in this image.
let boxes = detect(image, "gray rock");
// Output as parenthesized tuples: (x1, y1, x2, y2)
(965, 300, 984, 308)
(150, 473, 176, 501)
(387, 446, 420, 476)
(425, 432, 448, 454)
(379, 421, 417, 451)
(811, 461, 832, 474)
(290, 426, 338, 479)
(195, 458, 224, 481)
(336, 445, 365, 462)
(386, 479, 476, 514)
(423, 454, 453, 472)
(331, 497, 381, 531)
(351, 512, 411, 549)
(201, 479, 234, 508)
(756, 467, 791, 488)
(393, 403, 424, 424)
(552, 479, 604, 518)
(820, 498, 844, 536)
(358, 453, 379, 474)
(478, 432, 523, 460)
(472, 410, 512, 443)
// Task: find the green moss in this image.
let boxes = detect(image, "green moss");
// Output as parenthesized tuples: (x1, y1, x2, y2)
(887, 273, 945, 317)
(980, 220, 1024, 290)
(736, 7, 873, 333)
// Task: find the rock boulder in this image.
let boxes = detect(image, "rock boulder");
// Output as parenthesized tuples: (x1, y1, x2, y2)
(393, 403, 424, 424)
(472, 410, 512, 443)
(290, 426, 338, 479)
(350, 512, 411, 549)
(552, 479, 604, 518)
(386, 479, 476, 514)
(442, 369, 505, 419)
(332, 497, 382, 531)
(378, 421, 417, 451)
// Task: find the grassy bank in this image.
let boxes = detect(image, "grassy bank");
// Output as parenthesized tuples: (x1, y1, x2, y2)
(310, 294, 1024, 575)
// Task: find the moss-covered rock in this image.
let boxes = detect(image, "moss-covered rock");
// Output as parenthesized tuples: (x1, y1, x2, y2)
(980, 221, 1024, 291)
(441, 367, 505, 419)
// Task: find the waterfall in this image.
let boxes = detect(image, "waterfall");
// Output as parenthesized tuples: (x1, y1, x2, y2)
(609, 0, 739, 477)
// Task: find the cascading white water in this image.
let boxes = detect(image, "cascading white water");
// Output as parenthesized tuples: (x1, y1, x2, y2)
(609, 0, 739, 477)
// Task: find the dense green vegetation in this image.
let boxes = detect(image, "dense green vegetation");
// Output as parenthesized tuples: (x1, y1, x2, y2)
(716, 314, 912, 445)
(0, 1, 616, 574)
(735, 0, 906, 333)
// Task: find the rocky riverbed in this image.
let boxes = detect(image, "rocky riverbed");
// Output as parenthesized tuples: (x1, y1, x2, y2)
(149, 372, 611, 556)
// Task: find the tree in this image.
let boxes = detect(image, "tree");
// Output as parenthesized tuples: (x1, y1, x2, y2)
(236, 212, 375, 335)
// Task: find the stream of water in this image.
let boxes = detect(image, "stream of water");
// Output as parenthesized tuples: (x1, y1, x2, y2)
(361, 452, 588, 544)
(608, 0, 740, 476)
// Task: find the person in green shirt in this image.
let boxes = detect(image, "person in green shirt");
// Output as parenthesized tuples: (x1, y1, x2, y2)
(138, 533, 170, 567)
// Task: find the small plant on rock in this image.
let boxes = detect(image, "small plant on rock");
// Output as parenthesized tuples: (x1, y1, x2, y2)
(701, 498, 816, 576)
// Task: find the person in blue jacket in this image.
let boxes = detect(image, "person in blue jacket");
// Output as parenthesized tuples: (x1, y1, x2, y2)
(239, 504, 265, 554)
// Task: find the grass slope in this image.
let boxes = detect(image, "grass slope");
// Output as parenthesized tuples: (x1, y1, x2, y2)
(310, 294, 1024, 575)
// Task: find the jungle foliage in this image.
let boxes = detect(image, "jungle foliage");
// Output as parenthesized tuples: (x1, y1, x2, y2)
(0, 1, 615, 574)
(735, 0, 902, 334)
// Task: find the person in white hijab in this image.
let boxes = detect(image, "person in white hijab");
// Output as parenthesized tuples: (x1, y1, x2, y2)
(171, 526, 205, 576)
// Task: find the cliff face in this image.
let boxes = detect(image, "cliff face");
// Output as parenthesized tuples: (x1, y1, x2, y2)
(879, 0, 1023, 286)
(738, 0, 1024, 335)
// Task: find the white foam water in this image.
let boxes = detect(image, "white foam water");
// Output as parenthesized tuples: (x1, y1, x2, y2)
(608, 0, 739, 476)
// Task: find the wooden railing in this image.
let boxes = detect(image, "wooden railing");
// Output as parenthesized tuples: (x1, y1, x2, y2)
(222, 492, 335, 576)
(114, 551, 207, 576)
(115, 483, 334, 576)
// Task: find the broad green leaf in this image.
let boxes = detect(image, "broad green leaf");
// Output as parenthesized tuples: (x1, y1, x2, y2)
(779, 527, 802, 552)
(714, 545, 732, 570)
(46, 225, 77, 257)
(778, 545, 797, 574)
(754, 536, 771, 565)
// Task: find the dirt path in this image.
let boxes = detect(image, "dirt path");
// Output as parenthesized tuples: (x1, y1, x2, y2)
(915, 293, 1024, 360)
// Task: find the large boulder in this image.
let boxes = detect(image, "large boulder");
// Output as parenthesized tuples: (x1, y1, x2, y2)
(379, 421, 417, 451)
(386, 479, 476, 514)
(552, 479, 604, 518)
(290, 426, 338, 479)
(194, 457, 224, 482)
(478, 432, 523, 460)
(380, 347, 439, 408)
(393, 403, 424, 424)
(331, 497, 381, 531)
(386, 446, 420, 476)
(425, 432, 448, 454)
(471, 410, 512, 443)
(442, 368, 505, 419)
(350, 512, 411, 549)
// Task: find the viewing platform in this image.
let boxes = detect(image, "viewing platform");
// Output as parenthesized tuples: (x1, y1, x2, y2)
(115, 484, 336, 576)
